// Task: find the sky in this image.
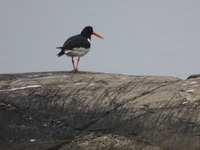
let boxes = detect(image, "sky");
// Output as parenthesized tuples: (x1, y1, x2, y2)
(0, 0, 200, 79)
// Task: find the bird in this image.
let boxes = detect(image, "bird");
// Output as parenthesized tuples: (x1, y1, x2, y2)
(56, 26, 104, 72)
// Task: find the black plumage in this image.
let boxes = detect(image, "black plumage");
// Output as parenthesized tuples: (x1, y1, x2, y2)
(56, 35, 91, 57)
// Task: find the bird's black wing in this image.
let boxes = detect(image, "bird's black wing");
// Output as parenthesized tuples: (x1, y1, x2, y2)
(62, 35, 90, 50)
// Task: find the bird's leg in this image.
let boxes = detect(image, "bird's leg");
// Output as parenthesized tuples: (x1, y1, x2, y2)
(71, 57, 76, 72)
(71, 57, 80, 72)
(74, 57, 80, 72)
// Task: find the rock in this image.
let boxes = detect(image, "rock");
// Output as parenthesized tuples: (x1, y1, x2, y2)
(187, 74, 200, 79)
(59, 133, 162, 150)
(0, 71, 200, 150)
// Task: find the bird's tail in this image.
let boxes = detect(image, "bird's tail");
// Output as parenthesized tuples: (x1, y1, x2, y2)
(57, 51, 64, 57)
(56, 47, 62, 49)
(56, 47, 64, 57)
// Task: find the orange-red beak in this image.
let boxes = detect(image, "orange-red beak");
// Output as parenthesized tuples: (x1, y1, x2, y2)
(93, 32, 104, 39)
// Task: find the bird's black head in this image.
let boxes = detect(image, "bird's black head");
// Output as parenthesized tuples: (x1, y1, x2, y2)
(81, 26, 93, 39)
(81, 26, 104, 40)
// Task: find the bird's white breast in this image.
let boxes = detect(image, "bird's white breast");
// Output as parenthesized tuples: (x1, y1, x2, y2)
(65, 47, 90, 57)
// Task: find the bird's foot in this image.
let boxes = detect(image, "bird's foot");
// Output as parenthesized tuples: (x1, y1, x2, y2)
(71, 68, 79, 73)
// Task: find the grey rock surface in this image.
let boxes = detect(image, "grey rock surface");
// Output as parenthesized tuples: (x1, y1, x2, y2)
(0, 71, 200, 150)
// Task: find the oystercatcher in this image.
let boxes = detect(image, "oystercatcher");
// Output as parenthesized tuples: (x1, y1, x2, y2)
(56, 26, 104, 72)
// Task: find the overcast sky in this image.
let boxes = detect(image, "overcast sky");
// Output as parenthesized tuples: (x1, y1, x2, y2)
(0, 0, 200, 79)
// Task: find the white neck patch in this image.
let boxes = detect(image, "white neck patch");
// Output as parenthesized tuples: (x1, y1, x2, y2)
(87, 38, 91, 43)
